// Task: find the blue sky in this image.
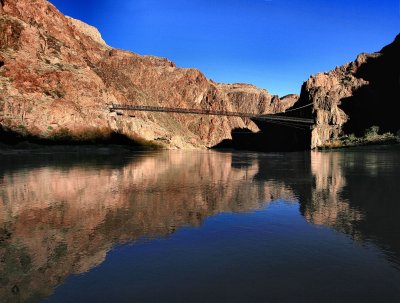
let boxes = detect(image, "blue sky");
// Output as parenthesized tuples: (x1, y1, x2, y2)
(49, 0, 400, 96)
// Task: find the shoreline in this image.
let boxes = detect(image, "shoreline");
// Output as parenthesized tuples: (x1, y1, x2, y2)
(1, 138, 399, 155)
(0, 126, 163, 152)
(317, 134, 399, 151)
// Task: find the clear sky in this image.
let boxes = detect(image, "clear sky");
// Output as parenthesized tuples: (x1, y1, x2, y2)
(49, 0, 399, 96)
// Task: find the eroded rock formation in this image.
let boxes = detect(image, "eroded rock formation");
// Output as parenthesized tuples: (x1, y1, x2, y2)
(0, 0, 296, 148)
(294, 34, 400, 148)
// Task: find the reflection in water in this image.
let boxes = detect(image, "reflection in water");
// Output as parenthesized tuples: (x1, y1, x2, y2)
(0, 146, 400, 302)
(0, 151, 295, 303)
(304, 147, 400, 265)
(305, 151, 365, 238)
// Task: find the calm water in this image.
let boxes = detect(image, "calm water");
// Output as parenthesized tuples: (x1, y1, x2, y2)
(1, 145, 400, 303)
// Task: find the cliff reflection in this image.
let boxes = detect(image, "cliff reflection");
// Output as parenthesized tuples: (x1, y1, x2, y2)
(0, 151, 295, 303)
(1, 147, 400, 303)
(301, 148, 400, 263)
(304, 152, 364, 238)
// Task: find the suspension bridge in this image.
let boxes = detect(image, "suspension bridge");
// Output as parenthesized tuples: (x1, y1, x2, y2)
(109, 103, 314, 130)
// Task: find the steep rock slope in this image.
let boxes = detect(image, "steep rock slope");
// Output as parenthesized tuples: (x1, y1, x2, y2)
(0, 0, 295, 148)
(294, 34, 400, 148)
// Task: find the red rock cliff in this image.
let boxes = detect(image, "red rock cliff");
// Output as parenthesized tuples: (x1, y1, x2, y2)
(0, 0, 296, 148)
(294, 34, 400, 148)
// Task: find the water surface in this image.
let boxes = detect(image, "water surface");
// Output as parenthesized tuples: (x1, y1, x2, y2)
(1, 146, 400, 302)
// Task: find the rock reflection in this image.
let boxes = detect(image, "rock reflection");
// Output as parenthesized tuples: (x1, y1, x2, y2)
(304, 152, 364, 238)
(1, 146, 399, 303)
(301, 148, 400, 263)
(0, 151, 295, 303)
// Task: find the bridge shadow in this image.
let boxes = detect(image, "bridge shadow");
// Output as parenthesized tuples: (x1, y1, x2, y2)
(213, 123, 311, 152)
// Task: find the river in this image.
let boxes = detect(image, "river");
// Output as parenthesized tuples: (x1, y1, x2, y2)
(1, 145, 400, 302)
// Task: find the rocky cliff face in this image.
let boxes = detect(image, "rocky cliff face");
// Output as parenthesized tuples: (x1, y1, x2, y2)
(294, 34, 400, 148)
(0, 0, 296, 149)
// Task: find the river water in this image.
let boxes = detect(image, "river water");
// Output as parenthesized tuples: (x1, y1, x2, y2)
(1, 145, 400, 303)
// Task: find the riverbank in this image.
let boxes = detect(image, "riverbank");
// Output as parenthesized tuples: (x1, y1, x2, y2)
(0, 142, 145, 155)
(0, 126, 163, 152)
(317, 127, 399, 150)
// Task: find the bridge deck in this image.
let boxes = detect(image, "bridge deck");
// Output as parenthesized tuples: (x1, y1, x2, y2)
(110, 104, 314, 125)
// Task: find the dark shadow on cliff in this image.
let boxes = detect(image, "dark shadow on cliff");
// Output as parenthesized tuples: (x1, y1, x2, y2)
(212, 125, 311, 152)
(0, 126, 163, 176)
(0, 125, 161, 150)
(340, 34, 400, 136)
(340, 84, 399, 136)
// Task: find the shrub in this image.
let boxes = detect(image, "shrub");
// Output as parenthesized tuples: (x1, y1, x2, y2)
(364, 126, 380, 138)
(51, 127, 73, 141)
(348, 133, 357, 141)
(74, 127, 112, 142)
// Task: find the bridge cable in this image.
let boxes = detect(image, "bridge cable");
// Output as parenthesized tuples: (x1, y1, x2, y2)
(263, 119, 311, 131)
(283, 102, 314, 113)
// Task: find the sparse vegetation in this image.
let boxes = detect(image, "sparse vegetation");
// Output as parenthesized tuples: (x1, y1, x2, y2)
(364, 125, 380, 138)
(319, 126, 398, 149)
(49, 127, 111, 142)
(1, 123, 163, 149)
(50, 127, 72, 141)
(73, 127, 112, 142)
(45, 127, 162, 149)
(44, 89, 66, 99)
(53, 89, 66, 98)
(52, 243, 68, 262)
(123, 132, 163, 149)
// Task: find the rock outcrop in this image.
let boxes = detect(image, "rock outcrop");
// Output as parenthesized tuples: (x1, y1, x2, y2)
(0, 0, 296, 149)
(66, 16, 107, 46)
(294, 34, 400, 148)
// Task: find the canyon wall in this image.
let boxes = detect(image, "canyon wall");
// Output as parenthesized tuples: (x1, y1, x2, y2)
(294, 34, 400, 148)
(0, 0, 295, 149)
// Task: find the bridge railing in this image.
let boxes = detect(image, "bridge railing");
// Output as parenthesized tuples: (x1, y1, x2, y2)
(110, 104, 257, 118)
(110, 104, 314, 125)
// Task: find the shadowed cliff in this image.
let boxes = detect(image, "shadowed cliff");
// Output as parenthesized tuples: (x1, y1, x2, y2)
(291, 34, 400, 148)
